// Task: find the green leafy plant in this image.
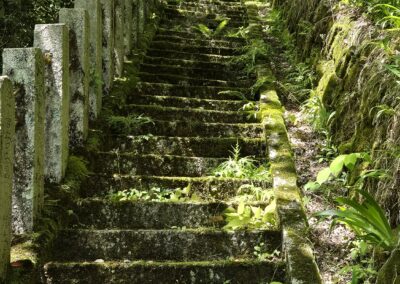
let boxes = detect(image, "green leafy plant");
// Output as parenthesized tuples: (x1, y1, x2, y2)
(316, 189, 399, 251)
(109, 184, 200, 203)
(223, 200, 277, 230)
(230, 39, 271, 74)
(301, 93, 335, 133)
(195, 19, 230, 38)
(213, 143, 271, 180)
(107, 114, 154, 135)
(254, 244, 281, 261)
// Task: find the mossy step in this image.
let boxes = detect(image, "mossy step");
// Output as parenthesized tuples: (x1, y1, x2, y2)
(70, 199, 230, 229)
(161, 11, 246, 22)
(165, 3, 246, 12)
(87, 153, 226, 177)
(161, 18, 245, 29)
(142, 56, 235, 71)
(134, 82, 251, 100)
(44, 259, 285, 284)
(148, 41, 240, 56)
(139, 72, 253, 88)
(99, 135, 266, 158)
(81, 175, 272, 198)
(146, 48, 234, 63)
(129, 119, 264, 138)
(128, 94, 248, 111)
(152, 35, 243, 48)
(52, 228, 281, 261)
(139, 63, 244, 81)
(123, 104, 257, 123)
(156, 28, 245, 43)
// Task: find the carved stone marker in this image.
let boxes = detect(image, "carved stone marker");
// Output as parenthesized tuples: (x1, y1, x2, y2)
(0, 76, 15, 282)
(34, 24, 70, 183)
(100, 0, 115, 95)
(59, 9, 90, 148)
(124, 0, 133, 56)
(3, 48, 45, 234)
(75, 0, 103, 120)
(114, 0, 125, 77)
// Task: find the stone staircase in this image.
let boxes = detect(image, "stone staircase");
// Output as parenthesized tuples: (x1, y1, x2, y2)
(43, 0, 286, 283)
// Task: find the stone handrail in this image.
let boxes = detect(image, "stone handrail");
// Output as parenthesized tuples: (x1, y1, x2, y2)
(0, 0, 160, 282)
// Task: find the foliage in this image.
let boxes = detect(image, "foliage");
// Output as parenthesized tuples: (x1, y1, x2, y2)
(213, 143, 271, 181)
(301, 93, 335, 133)
(107, 114, 154, 135)
(316, 190, 399, 251)
(109, 184, 201, 203)
(195, 20, 230, 38)
(230, 39, 271, 74)
(223, 200, 277, 230)
(61, 156, 90, 196)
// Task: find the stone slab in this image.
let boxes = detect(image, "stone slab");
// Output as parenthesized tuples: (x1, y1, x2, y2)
(3, 48, 45, 235)
(34, 24, 70, 183)
(100, 0, 115, 95)
(114, 0, 125, 77)
(0, 76, 15, 282)
(59, 8, 90, 148)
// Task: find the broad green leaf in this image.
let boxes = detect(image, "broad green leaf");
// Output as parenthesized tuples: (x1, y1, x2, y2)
(344, 153, 358, 170)
(317, 168, 332, 184)
(330, 155, 346, 176)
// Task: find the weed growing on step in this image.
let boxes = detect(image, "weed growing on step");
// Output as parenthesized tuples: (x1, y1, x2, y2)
(223, 183, 277, 230)
(230, 39, 271, 75)
(195, 19, 230, 38)
(213, 143, 271, 181)
(107, 114, 154, 135)
(109, 184, 201, 203)
(223, 199, 277, 230)
(254, 244, 281, 262)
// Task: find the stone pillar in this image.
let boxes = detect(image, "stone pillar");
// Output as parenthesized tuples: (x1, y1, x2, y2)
(137, 0, 145, 45)
(132, 0, 138, 49)
(100, 0, 115, 95)
(3, 48, 45, 234)
(0, 76, 15, 283)
(114, 0, 125, 77)
(124, 0, 133, 57)
(59, 9, 90, 148)
(75, 0, 102, 120)
(34, 24, 70, 183)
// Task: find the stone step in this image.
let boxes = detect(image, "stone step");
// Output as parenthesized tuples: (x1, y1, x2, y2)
(152, 35, 243, 48)
(81, 175, 272, 199)
(44, 260, 285, 284)
(52, 228, 281, 261)
(139, 63, 245, 81)
(139, 72, 252, 88)
(160, 17, 245, 29)
(128, 119, 264, 138)
(70, 199, 231, 229)
(134, 82, 251, 100)
(165, 4, 246, 14)
(146, 48, 234, 63)
(100, 135, 266, 157)
(156, 27, 245, 43)
(148, 41, 240, 56)
(127, 94, 248, 111)
(87, 153, 225, 177)
(122, 104, 257, 124)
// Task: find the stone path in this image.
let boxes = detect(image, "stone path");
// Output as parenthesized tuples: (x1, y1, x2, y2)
(43, 0, 286, 282)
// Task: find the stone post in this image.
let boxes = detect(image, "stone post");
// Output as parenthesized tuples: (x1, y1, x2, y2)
(3, 48, 45, 234)
(34, 24, 70, 183)
(132, 0, 138, 49)
(0, 76, 15, 283)
(114, 0, 125, 77)
(75, 0, 103, 120)
(100, 0, 115, 95)
(137, 0, 145, 45)
(124, 0, 133, 57)
(59, 9, 90, 148)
